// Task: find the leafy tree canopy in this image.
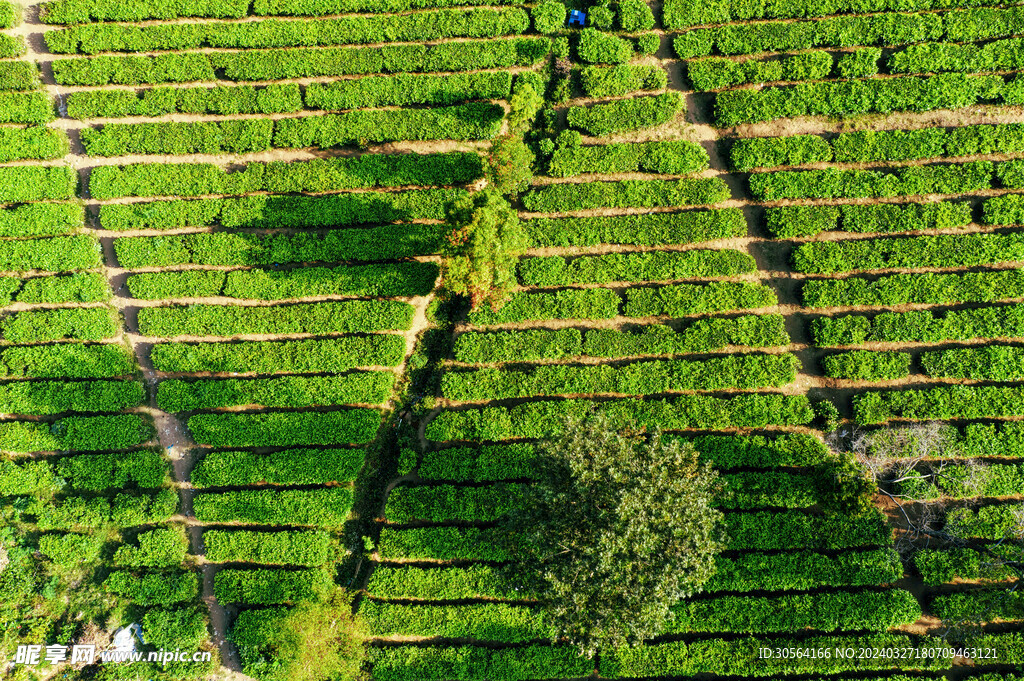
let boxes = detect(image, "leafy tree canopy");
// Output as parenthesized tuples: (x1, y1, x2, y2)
(499, 414, 726, 656)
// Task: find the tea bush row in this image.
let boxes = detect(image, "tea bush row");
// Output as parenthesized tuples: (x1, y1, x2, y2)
(0, 202, 83, 238)
(921, 344, 1024, 381)
(522, 177, 730, 212)
(822, 350, 911, 380)
(794, 232, 1024, 274)
(854, 385, 1024, 423)
(688, 51, 832, 91)
(578, 64, 666, 97)
(523, 208, 745, 247)
(425, 393, 814, 441)
(803, 268, 1024, 309)
(441, 353, 799, 400)
(0, 235, 100, 273)
(0, 378, 144, 415)
(157, 372, 394, 411)
(214, 567, 333, 604)
(566, 91, 683, 136)
(549, 134, 708, 177)
(203, 529, 333, 566)
(193, 487, 354, 526)
(811, 303, 1024, 346)
(765, 201, 971, 238)
(188, 409, 381, 447)
(453, 315, 789, 363)
(518, 249, 754, 286)
(150, 334, 405, 373)
(0, 342, 134, 379)
(191, 447, 365, 487)
(0, 414, 152, 453)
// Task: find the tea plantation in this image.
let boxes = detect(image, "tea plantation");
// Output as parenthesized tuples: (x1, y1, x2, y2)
(0, 0, 1022, 678)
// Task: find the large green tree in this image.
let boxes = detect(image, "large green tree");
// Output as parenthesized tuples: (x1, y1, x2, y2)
(500, 414, 726, 656)
(441, 190, 528, 310)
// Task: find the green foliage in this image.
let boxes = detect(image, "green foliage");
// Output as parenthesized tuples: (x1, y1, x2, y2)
(82, 119, 273, 156)
(32, 489, 177, 531)
(0, 341, 131, 379)
(1, 307, 117, 342)
(688, 51, 831, 91)
(204, 529, 333, 566)
(532, 1, 566, 33)
(486, 137, 534, 196)
(230, 591, 366, 681)
(796, 232, 1024, 274)
(0, 414, 151, 453)
(306, 72, 512, 110)
(188, 409, 382, 446)
(0, 165, 76, 202)
(274, 102, 504, 148)
(67, 83, 301, 119)
(579, 64, 667, 96)
(888, 37, 1024, 74)
(466, 288, 619, 324)
(442, 353, 798, 400)
(855, 385, 1024, 424)
(750, 160, 993, 200)
(624, 281, 777, 316)
(837, 47, 881, 76)
(150, 335, 405, 373)
(715, 73, 1004, 126)
(425, 394, 814, 441)
(194, 488, 354, 527)
(362, 601, 551, 641)
(567, 91, 683, 136)
(577, 28, 632, 63)
(519, 248, 752, 285)
(370, 645, 595, 681)
(617, 0, 654, 30)
(550, 133, 707, 176)
(0, 202, 83, 238)
(0, 234, 100, 273)
(0, 378, 144, 415)
(766, 201, 971, 238)
(803, 269, 1024, 308)
(387, 483, 525, 522)
(105, 570, 199, 605)
(822, 350, 911, 380)
(442, 190, 528, 310)
(137, 301, 414, 337)
(113, 527, 189, 568)
(48, 8, 527, 53)
(0, 126, 68, 162)
(915, 547, 1022, 584)
(497, 415, 723, 655)
(730, 134, 832, 172)
(56, 449, 167, 490)
(192, 448, 365, 487)
(922, 344, 1024, 381)
(454, 315, 788, 363)
(89, 152, 480, 199)
(523, 177, 729, 211)
(215, 568, 334, 604)
(158, 373, 393, 411)
(525, 208, 745, 247)
(0, 91, 54, 124)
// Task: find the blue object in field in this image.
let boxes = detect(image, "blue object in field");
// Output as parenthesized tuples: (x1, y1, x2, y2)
(568, 9, 586, 26)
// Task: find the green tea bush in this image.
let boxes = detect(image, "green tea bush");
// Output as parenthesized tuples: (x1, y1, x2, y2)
(33, 489, 177, 531)
(0, 166, 76, 202)
(56, 450, 167, 491)
(749, 160, 993, 200)
(522, 177, 729, 211)
(363, 601, 552, 642)
(579, 64, 667, 97)
(211, 38, 551, 81)
(112, 528, 186, 568)
(215, 568, 333, 604)
(425, 394, 813, 441)
(688, 51, 831, 91)
(822, 350, 912, 380)
(90, 152, 480, 199)
(666, 589, 920, 633)
(150, 335, 405, 373)
(1, 415, 152, 453)
(577, 28, 633, 63)
(730, 134, 832, 171)
(766, 201, 971, 238)
(663, 0, 1000, 28)
(793, 232, 1024, 274)
(442, 353, 798, 400)
(274, 102, 504, 148)
(714, 73, 1004, 126)
(0, 92, 54, 124)
(0, 61, 40, 91)
(854, 385, 1024, 423)
(624, 281, 777, 316)
(454, 315, 788, 363)
(47, 8, 528, 53)
(532, 1, 566, 33)
(1, 307, 117, 342)
(82, 120, 273, 156)
(915, 547, 1021, 584)
(803, 269, 1024, 308)
(137, 300, 414, 337)
(203, 529, 333, 565)
(305, 72, 512, 109)
(192, 448, 365, 487)
(566, 91, 683, 136)
(0, 126, 68, 162)
(933, 589, 1024, 623)
(888, 37, 1024, 75)
(100, 188, 461, 231)
(524, 208, 746, 246)
(617, 0, 654, 30)
(1, 343, 134, 378)
(386, 483, 525, 522)
(466, 288, 620, 324)
(0, 379, 144, 415)
(0, 202, 82, 238)
(549, 134, 707, 176)
(706, 548, 902, 591)
(188, 409, 382, 446)
(518, 249, 754, 285)
(52, 53, 216, 86)
(105, 570, 199, 605)
(812, 304, 1024, 346)
(836, 47, 882, 77)
(946, 504, 1024, 540)
(921, 344, 1024, 381)
(66, 84, 302, 119)
(0, 235, 100, 273)
(157, 373, 394, 411)
(193, 488, 354, 526)
(40, 0, 250, 23)
(372, 644, 591, 681)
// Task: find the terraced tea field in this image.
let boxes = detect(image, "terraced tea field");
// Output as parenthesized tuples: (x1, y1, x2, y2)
(0, 0, 1022, 678)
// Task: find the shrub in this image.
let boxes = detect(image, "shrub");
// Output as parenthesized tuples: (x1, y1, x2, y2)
(215, 568, 333, 604)
(836, 47, 882, 77)
(532, 1, 566, 33)
(192, 448, 365, 487)
(522, 177, 729, 211)
(729, 134, 832, 171)
(0, 234, 100, 273)
(188, 409, 382, 447)
(466, 288, 620, 324)
(0, 126, 68, 162)
(82, 120, 273, 156)
(305, 72, 512, 109)
(549, 135, 707, 176)
(0, 202, 83, 238)
(854, 385, 1024, 424)
(0, 379, 144, 415)
(624, 281, 777, 317)
(567, 91, 683, 136)
(688, 51, 831, 91)
(921, 344, 1024, 381)
(105, 570, 199, 605)
(193, 488, 354, 526)
(524, 208, 745, 247)
(577, 28, 632, 63)
(811, 304, 1024, 346)
(204, 529, 333, 565)
(0, 166, 76, 202)
(67, 84, 302, 119)
(822, 350, 912, 380)
(617, 0, 654, 30)
(519, 249, 753, 285)
(579, 63, 666, 96)
(803, 269, 1024, 309)
(157, 373, 394, 411)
